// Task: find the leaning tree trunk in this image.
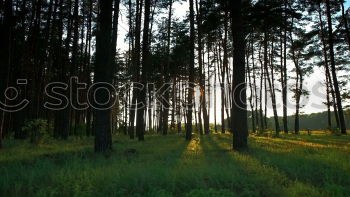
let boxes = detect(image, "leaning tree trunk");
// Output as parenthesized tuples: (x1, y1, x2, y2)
(325, 0, 347, 134)
(231, 0, 248, 150)
(317, 5, 339, 129)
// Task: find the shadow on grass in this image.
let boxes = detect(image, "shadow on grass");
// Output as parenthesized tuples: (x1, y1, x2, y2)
(280, 134, 350, 148)
(206, 134, 350, 196)
(0, 135, 191, 197)
(248, 137, 350, 187)
(198, 134, 309, 197)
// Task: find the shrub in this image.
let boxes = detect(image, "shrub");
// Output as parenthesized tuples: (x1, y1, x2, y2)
(329, 127, 341, 136)
(21, 119, 49, 145)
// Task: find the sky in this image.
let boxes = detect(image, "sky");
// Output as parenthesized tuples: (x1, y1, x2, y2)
(116, 1, 350, 123)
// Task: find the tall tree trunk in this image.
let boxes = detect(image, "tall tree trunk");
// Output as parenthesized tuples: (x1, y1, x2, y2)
(162, 0, 172, 136)
(195, 0, 209, 135)
(247, 41, 256, 133)
(294, 71, 301, 135)
(0, 0, 13, 148)
(186, 0, 195, 140)
(71, 0, 80, 136)
(220, 8, 229, 134)
(282, 21, 288, 134)
(289, 22, 302, 135)
(259, 70, 264, 132)
(325, 0, 347, 134)
(258, 45, 265, 133)
(214, 50, 218, 133)
(264, 33, 280, 135)
(217, 44, 225, 133)
(94, 0, 113, 152)
(136, 0, 151, 141)
(250, 41, 259, 133)
(231, 0, 248, 150)
(251, 41, 260, 133)
(317, 4, 339, 129)
(85, 0, 93, 137)
(53, 0, 70, 140)
(128, 0, 143, 139)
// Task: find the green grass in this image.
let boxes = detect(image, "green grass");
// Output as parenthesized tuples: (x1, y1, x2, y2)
(0, 133, 349, 197)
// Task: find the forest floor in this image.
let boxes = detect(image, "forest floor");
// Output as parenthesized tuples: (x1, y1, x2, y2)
(0, 132, 349, 197)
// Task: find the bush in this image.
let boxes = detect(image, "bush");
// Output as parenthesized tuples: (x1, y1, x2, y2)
(329, 127, 341, 136)
(21, 119, 49, 145)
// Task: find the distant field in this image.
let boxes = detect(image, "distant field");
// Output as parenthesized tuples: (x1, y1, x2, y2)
(0, 133, 349, 197)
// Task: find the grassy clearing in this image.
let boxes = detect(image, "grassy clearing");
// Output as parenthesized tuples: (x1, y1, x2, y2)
(0, 133, 349, 197)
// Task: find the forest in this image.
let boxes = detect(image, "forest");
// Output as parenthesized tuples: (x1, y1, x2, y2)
(0, 0, 350, 196)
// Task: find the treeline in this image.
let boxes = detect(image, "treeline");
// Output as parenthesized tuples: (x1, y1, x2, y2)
(246, 110, 350, 132)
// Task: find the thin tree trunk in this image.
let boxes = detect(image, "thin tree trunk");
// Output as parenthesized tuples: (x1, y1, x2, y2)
(214, 49, 218, 133)
(282, 20, 288, 134)
(247, 40, 256, 133)
(264, 33, 280, 135)
(289, 21, 301, 135)
(251, 41, 260, 133)
(218, 42, 226, 134)
(258, 45, 265, 133)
